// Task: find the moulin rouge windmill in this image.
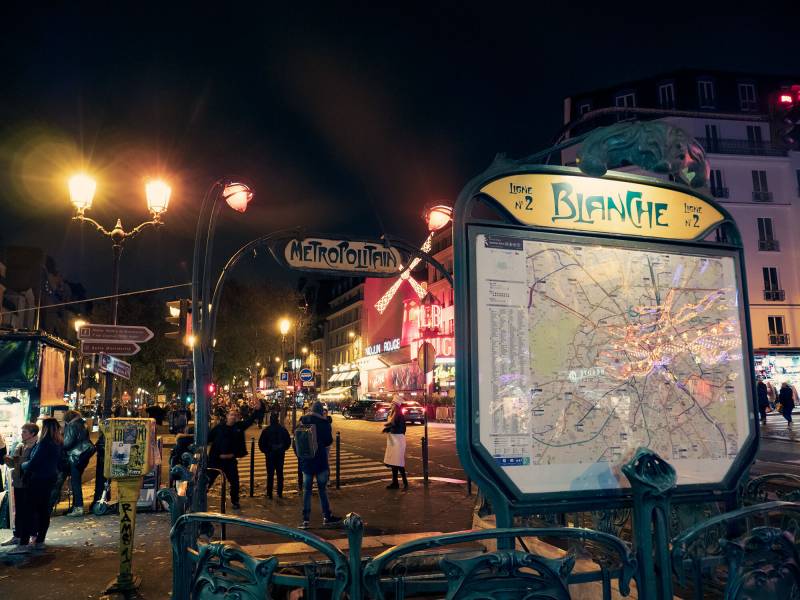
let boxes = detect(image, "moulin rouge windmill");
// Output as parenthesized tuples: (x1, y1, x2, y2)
(374, 205, 453, 315)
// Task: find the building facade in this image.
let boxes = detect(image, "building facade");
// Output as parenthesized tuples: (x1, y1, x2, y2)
(319, 279, 363, 403)
(561, 69, 800, 385)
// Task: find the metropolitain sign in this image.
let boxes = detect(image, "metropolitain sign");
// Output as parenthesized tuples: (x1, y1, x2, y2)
(279, 237, 404, 275)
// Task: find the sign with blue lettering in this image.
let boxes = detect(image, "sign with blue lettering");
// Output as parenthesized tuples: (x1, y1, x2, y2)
(299, 368, 314, 382)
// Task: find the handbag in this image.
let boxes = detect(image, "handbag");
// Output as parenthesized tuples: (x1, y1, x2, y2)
(71, 439, 96, 470)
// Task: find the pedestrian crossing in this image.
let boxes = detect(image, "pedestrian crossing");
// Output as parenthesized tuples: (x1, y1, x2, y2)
(221, 449, 393, 495)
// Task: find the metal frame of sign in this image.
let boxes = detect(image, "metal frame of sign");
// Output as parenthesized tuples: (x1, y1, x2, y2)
(453, 164, 757, 525)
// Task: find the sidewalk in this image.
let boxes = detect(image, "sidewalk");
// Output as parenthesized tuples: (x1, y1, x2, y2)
(0, 477, 476, 599)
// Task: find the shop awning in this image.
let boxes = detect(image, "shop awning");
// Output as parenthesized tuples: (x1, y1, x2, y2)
(330, 370, 358, 383)
(318, 386, 353, 401)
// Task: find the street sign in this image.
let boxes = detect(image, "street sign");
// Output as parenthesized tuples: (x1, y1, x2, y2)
(273, 236, 406, 276)
(82, 341, 141, 356)
(302, 381, 314, 387)
(166, 358, 192, 368)
(417, 342, 436, 372)
(78, 324, 154, 343)
(299, 368, 314, 382)
(280, 372, 289, 381)
(98, 353, 132, 380)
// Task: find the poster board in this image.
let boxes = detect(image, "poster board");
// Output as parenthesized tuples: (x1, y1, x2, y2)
(39, 346, 65, 406)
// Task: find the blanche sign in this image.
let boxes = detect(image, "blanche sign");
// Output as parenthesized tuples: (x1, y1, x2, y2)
(283, 238, 403, 275)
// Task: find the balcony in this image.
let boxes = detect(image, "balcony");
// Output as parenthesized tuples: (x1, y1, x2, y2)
(752, 191, 774, 203)
(758, 239, 780, 251)
(769, 333, 790, 345)
(698, 137, 787, 157)
(764, 289, 786, 301)
(710, 186, 729, 198)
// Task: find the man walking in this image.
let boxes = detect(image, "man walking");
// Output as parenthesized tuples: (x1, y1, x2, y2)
(258, 412, 291, 499)
(207, 401, 263, 509)
(296, 401, 340, 529)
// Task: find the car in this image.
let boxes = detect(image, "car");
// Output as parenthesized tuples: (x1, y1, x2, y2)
(364, 400, 426, 424)
(364, 401, 392, 421)
(342, 399, 376, 419)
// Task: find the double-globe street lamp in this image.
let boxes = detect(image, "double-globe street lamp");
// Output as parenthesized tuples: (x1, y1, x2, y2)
(68, 173, 171, 418)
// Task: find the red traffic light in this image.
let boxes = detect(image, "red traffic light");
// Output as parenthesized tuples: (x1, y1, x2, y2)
(207, 383, 216, 395)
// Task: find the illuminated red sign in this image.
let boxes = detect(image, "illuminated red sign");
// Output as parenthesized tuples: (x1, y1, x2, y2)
(780, 94, 794, 104)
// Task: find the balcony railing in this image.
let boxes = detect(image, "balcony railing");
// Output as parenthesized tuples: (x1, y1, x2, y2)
(710, 186, 729, 198)
(764, 289, 786, 301)
(752, 191, 774, 203)
(769, 333, 790, 345)
(698, 137, 787, 157)
(758, 239, 780, 251)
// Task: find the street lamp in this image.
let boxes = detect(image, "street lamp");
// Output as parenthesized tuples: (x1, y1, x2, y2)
(73, 318, 87, 400)
(68, 173, 171, 418)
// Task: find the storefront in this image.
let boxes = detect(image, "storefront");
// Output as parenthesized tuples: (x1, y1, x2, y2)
(754, 351, 800, 389)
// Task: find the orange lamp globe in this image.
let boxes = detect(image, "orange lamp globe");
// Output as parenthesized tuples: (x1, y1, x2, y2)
(425, 205, 453, 231)
(145, 179, 172, 216)
(223, 182, 254, 212)
(69, 174, 97, 213)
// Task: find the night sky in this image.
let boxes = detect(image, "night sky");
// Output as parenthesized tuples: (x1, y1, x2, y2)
(1, 6, 798, 298)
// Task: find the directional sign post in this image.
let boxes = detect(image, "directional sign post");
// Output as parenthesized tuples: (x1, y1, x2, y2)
(98, 354, 132, 380)
(82, 341, 141, 356)
(79, 324, 154, 343)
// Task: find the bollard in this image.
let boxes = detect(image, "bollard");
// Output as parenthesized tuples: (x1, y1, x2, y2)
(220, 475, 227, 539)
(467, 478, 472, 496)
(422, 436, 429, 485)
(249, 438, 255, 497)
(336, 431, 341, 490)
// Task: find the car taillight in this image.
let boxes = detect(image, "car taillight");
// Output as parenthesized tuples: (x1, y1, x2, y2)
(401, 408, 406, 414)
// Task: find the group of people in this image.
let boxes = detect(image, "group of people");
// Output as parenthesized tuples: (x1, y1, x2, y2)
(206, 397, 410, 528)
(757, 378, 798, 426)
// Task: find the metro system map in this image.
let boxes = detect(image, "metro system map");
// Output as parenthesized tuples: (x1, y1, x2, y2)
(474, 232, 751, 494)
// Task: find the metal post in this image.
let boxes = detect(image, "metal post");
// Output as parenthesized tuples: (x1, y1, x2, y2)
(467, 478, 472, 496)
(103, 244, 122, 418)
(336, 431, 341, 489)
(249, 438, 255, 497)
(422, 436, 429, 484)
(220, 476, 227, 539)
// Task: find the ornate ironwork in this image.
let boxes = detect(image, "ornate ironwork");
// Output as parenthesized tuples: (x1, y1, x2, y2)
(576, 121, 710, 188)
(192, 541, 278, 599)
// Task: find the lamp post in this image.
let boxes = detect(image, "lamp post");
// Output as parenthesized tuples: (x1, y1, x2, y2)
(279, 317, 291, 426)
(73, 318, 87, 400)
(68, 174, 171, 418)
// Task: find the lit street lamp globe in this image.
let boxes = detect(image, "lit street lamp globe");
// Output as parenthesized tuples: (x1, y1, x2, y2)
(222, 182, 254, 213)
(279, 318, 291, 336)
(68, 173, 97, 214)
(145, 179, 172, 217)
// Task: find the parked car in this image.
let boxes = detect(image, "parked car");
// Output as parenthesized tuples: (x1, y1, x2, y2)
(364, 401, 392, 421)
(342, 399, 376, 419)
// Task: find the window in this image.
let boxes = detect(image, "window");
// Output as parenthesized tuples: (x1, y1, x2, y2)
(746, 125, 763, 146)
(752, 170, 771, 202)
(768, 316, 789, 345)
(709, 169, 727, 198)
(704, 124, 720, 152)
(738, 83, 757, 111)
(763, 267, 784, 301)
(579, 103, 591, 116)
(697, 80, 715, 108)
(615, 92, 636, 108)
(758, 217, 779, 251)
(658, 83, 675, 109)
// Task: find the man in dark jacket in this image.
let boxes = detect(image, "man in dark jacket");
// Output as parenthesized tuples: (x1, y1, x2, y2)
(207, 402, 263, 509)
(258, 412, 291, 499)
(61, 410, 94, 516)
(757, 379, 770, 425)
(296, 401, 340, 528)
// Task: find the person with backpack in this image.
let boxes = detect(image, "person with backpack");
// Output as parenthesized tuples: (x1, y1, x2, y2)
(295, 401, 340, 529)
(207, 401, 263, 509)
(61, 410, 95, 516)
(258, 412, 291, 499)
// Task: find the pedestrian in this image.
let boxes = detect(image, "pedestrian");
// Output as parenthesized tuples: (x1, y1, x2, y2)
(11, 417, 63, 554)
(1, 423, 38, 548)
(382, 400, 409, 489)
(779, 382, 795, 426)
(258, 412, 291, 499)
(295, 401, 340, 529)
(256, 398, 267, 429)
(207, 401, 263, 509)
(61, 410, 95, 517)
(757, 379, 770, 425)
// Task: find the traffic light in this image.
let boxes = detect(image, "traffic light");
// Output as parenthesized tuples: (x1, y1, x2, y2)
(207, 383, 216, 396)
(770, 87, 800, 150)
(165, 299, 191, 343)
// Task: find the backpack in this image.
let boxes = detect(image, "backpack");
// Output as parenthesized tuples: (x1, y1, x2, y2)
(294, 422, 318, 459)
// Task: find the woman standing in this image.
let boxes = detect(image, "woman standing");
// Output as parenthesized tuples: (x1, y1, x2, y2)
(779, 382, 795, 427)
(1, 423, 38, 547)
(12, 417, 62, 553)
(383, 400, 408, 489)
